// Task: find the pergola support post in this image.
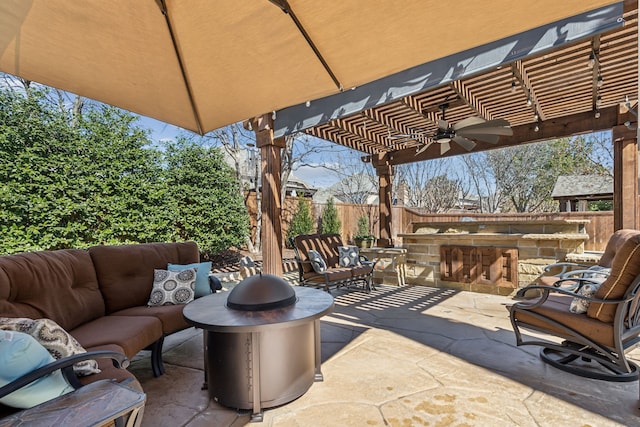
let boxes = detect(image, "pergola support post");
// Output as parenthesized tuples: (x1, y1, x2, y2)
(373, 155, 393, 247)
(612, 124, 638, 230)
(252, 115, 285, 276)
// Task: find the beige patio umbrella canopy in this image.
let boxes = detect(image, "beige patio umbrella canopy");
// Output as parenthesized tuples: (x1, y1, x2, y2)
(0, 0, 619, 135)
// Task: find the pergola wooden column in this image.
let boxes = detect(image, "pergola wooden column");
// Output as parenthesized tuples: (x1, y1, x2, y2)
(612, 124, 639, 230)
(251, 115, 285, 276)
(373, 154, 394, 247)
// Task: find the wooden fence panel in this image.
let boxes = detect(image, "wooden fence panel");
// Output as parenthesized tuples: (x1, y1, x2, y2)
(245, 193, 613, 252)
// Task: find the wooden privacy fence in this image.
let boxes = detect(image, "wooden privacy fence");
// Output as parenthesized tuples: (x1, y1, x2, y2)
(244, 192, 614, 252)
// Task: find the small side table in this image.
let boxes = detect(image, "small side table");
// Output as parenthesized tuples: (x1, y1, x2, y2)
(0, 380, 145, 427)
(359, 247, 407, 286)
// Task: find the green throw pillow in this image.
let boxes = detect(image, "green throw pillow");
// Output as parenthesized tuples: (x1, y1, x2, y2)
(168, 261, 212, 298)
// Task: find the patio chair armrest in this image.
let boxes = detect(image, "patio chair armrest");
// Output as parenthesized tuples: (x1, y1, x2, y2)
(543, 262, 591, 276)
(559, 268, 610, 280)
(552, 277, 605, 288)
(0, 350, 128, 398)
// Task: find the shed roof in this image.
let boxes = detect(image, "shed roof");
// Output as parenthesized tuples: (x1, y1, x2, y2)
(551, 175, 613, 199)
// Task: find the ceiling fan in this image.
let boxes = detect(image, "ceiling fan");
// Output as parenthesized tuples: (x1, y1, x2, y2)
(389, 103, 513, 155)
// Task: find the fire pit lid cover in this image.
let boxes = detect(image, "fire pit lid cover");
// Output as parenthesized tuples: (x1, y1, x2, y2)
(227, 273, 297, 311)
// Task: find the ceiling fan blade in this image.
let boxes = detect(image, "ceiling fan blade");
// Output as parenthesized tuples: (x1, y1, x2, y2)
(457, 132, 500, 144)
(458, 119, 511, 131)
(437, 119, 449, 130)
(453, 116, 486, 130)
(440, 140, 451, 155)
(415, 142, 432, 155)
(453, 136, 476, 151)
(457, 126, 513, 136)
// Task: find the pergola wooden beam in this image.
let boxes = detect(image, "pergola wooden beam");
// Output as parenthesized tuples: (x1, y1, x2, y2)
(388, 105, 626, 165)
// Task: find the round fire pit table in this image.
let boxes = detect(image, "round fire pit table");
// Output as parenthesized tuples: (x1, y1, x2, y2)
(183, 279, 334, 422)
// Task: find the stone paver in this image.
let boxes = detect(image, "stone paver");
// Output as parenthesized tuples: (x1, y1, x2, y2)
(133, 283, 640, 426)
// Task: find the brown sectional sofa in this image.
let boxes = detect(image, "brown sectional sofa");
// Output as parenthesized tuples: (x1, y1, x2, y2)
(0, 241, 199, 391)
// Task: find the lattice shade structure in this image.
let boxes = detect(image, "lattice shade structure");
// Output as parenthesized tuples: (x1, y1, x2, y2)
(301, 4, 637, 164)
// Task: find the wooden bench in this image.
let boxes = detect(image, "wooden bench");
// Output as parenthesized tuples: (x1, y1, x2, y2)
(291, 234, 376, 293)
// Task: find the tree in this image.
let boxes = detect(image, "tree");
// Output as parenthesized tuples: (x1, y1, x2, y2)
(0, 82, 249, 256)
(0, 86, 167, 253)
(162, 139, 250, 257)
(461, 152, 504, 213)
(320, 197, 341, 234)
(395, 158, 468, 212)
(486, 137, 606, 212)
(287, 196, 314, 242)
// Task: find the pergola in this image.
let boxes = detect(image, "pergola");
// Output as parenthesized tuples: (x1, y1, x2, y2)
(0, 1, 636, 277)
(250, 1, 638, 275)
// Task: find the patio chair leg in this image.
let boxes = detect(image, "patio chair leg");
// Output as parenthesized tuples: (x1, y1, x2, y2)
(540, 347, 638, 382)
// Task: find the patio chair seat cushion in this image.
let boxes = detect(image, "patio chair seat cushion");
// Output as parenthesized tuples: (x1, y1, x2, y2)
(588, 233, 640, 322)
(513, 294, 614, 348)
(70, 316, 163, 359)
(304, 268, 352, 284)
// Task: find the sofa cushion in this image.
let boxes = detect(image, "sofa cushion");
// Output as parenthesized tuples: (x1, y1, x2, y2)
(308, 250, 327, 273)
(0, 331, 74, 409)
(168, 261, 212, 298)
(588, 233, 640, 322)
(89, 242, 199, 314)
(148, 269, 196, 306)
(70, 315, 163, 359)
(0, 249, 105, 331)
(110, 305, 189, 335)
(0, 317, 99, 376)
(338, 246, 360, 267)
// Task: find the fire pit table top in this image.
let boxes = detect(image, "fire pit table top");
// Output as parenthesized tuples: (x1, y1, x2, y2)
(183, 286, 334, 333)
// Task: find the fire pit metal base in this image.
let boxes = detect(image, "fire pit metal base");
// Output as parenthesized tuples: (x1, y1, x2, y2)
(183, 286, 334, 422)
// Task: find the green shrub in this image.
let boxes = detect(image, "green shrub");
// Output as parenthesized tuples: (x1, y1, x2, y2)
(287, 196, 314, 241)
(320, 197, 341, 235)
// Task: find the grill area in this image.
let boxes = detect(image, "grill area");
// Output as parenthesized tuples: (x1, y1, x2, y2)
(183, 275, 334, 422)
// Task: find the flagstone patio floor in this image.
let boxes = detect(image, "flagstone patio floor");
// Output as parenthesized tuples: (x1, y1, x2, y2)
(129, 279, 640, 426)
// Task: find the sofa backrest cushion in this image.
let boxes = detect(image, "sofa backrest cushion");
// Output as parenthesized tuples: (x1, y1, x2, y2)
(89, 242, 199, 313)
(587, 232, 640, 323)
(294, 234, 342, 273)
(0, 249, 105, 331)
